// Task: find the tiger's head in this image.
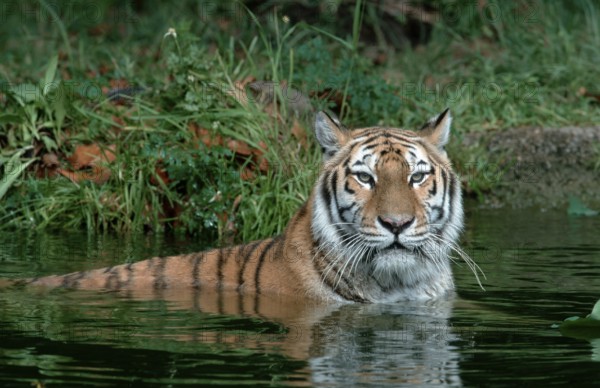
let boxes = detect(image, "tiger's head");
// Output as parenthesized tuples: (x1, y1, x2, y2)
(311, 110, 465, 301)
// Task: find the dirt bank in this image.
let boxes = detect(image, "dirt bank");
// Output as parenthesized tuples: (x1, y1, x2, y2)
(464, 126, 600, 208)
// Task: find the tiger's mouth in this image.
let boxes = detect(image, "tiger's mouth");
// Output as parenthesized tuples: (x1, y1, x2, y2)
(383, 241, 407, 251)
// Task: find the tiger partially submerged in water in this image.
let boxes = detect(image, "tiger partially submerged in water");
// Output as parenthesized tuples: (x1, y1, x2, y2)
(14, 109, 479, 302)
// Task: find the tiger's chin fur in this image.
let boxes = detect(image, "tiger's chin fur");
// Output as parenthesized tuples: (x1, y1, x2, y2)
(13, 109, 467, 303)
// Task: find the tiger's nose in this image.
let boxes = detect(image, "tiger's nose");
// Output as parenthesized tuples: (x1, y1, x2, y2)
(378, 215, 415, 235)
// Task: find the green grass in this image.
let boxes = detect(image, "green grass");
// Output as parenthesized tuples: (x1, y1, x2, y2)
(1, 0, 599, 242)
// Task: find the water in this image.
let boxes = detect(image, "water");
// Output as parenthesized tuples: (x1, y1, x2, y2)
(1, 208, 599, 387)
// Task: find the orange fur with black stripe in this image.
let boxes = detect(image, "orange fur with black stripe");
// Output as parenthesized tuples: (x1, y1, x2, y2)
(13, 110, 472, 302)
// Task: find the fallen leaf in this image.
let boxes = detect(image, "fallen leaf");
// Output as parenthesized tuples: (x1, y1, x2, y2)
(188, 122, 223, 147)
(240, 167, 256, 181)
(189, 122, 269, 176)
(60, 144, 117, 184)
(226, 139, 254, 156)
(67, 144, 116, 169)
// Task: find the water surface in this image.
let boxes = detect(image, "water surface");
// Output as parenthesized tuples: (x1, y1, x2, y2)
(1, 208, 599, 387)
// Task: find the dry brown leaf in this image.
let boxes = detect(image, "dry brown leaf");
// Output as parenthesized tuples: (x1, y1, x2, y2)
(67, 144, 116, 169)
(57, 166, 111, 184)
(61, 144, 117, 184)
(240, 167, 256, 181)
(189, 123, 223, 147)
(189, 122, 270, 176)
(226, 139, 254, 156)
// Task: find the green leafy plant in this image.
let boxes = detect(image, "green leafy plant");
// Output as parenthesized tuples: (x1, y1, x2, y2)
(567, 196, 599, 216)
(557, 299, 600, 340)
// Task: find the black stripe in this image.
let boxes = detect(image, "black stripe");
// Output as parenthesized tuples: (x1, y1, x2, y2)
(312, 251, 364, 302)
(254, 238, 280, 294)
(61, 271, 86, 288)
(431, 205, 444, 222)
(192, 254, 203, 289)
(311, 246, 339, 294)
(312, 235, 363, 302)
(222, 247, 235, 286)
(125, 263, 134, 288)
(216, 249, 229, 314)
(338, 203, 356, 212)
(363, 133, 417, 146)
(343, 155, 352, 168)
(448, 172, 456, 207)
(360, 135, 418, 151)
(329, 170, 350, 241)
(105, 267, 120, 289)
(338, 203, 357, 221)
(437, 169, 451, 228)
(344, 165, 352, 177)
(445, 173, 457, 227)
(217, 249, 225, 289)
(428, 174, 437, 197)
(331, 170, 340, 219)
(344, 181, 355, 194)
(320, 172, 332, 210)
(237, 241, 262, 289)
(153, 257, 167, 289)
(362, 143, 380, 151)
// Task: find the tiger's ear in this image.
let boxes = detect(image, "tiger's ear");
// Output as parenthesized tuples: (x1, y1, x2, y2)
(420, 108, 452, 151)
(314, 111, 349, 161)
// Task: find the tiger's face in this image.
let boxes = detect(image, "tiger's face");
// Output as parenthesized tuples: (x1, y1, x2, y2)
(341, 131, 451, 251)
(311, 110, 464, 298)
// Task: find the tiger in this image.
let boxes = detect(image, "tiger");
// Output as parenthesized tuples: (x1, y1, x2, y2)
(10, 109, 472, 303)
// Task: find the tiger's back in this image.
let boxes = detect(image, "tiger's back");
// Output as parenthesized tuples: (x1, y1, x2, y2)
(18, 109, 472, 303)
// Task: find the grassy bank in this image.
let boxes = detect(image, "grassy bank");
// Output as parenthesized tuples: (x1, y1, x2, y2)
(1, 0, 599, 243)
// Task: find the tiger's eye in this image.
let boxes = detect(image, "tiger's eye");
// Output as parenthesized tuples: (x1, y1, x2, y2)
(411, 172, 427, 184)
(356, 172, 373, 184)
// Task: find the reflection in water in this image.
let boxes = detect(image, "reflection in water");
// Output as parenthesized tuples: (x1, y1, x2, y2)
(306, 302, 461, 387)
(592, 339, 600, 362)
(1, 208, 600, 386)
(0, 287, 462, 387)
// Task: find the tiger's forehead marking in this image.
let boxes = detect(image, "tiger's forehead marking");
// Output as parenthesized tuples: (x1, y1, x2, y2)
(346, 129, 431, 172)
